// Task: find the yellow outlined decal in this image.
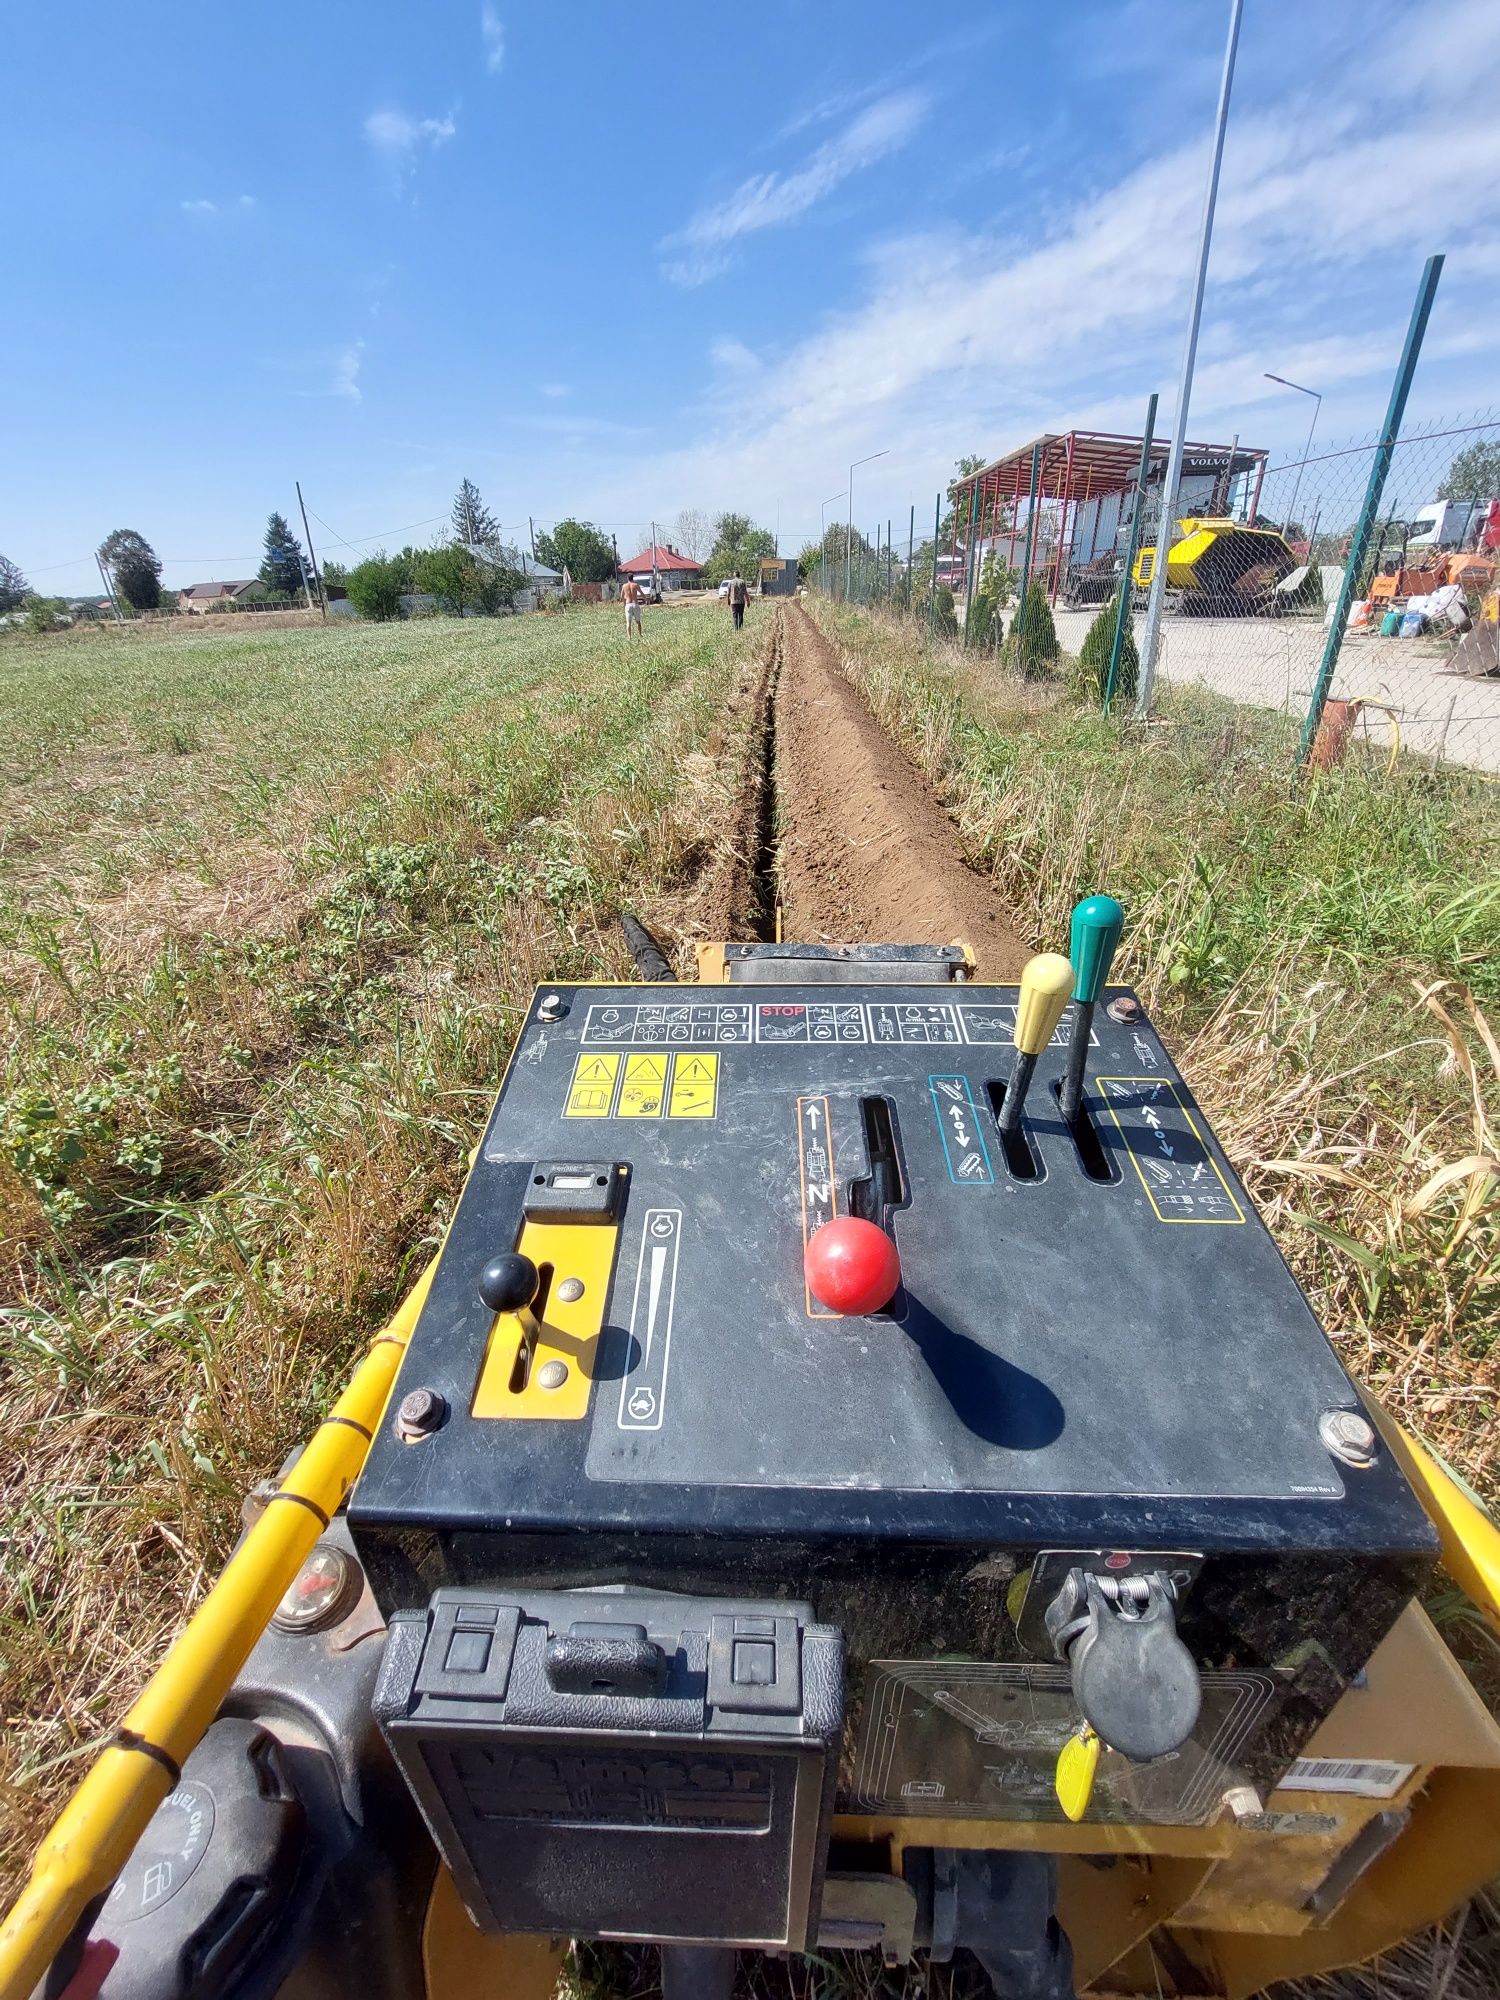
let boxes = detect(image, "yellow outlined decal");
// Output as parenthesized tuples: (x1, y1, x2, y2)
(1095, 1076, 1245, 1224)
(618, 1052, 670, 1118)
(668, 1051, 719, 1118)
(564, 1051, 621, 1117)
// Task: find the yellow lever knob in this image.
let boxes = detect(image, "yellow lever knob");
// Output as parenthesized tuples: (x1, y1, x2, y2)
(1055, 1723, 1101, 1823)
(1013, 953, 1074, 1057)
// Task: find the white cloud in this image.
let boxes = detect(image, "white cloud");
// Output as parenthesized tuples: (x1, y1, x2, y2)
(181, 194, 257, 217)
(332, 341, 365, 404)
(364, 108, 458, 188)
(480, 4, 505, 74)
(237, 194, 256, 210)
(541, 382, 568, 398)
(661, 90, 929, 285)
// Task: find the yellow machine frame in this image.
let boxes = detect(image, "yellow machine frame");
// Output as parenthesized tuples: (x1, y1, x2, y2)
(5, 1029, 1500, 1999)
(1131, 519, 1295, 595)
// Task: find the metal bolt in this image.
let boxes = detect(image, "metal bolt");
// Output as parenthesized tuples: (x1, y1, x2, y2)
(556, 1277, 585, 1303)
(397, 1386, 448, 1442)
(538, 993, 566, 1022)
(1319, 1408, 1378, 1467)
(537, 1360, 569, 1390)
(1106, 995, 1142, 1023)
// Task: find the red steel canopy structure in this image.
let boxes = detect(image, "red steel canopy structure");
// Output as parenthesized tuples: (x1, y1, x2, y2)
(952, 429, 1269, 606)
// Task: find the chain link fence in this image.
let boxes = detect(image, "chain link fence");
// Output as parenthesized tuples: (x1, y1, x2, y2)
(1121, 410, 1500, 774)
(810, 410, 1500, 776)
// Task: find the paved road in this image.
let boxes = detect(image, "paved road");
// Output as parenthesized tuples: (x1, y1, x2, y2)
(1052, 607, 1500, 773)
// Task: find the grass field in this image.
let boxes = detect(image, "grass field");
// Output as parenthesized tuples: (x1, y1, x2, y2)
(4, 597, 1499, 1994)
(0, 603, 752, 1883)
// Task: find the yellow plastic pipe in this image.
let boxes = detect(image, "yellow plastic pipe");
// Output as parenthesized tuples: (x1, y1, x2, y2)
(0, 1258, 436, 2000)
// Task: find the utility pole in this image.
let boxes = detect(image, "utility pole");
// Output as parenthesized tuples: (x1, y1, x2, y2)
(529, 516, 537, 560)
(295, 549, 316, 613)
(96, 553, 124, 623)
(650, 519, 659, 596)
(1135, 0, 1244, 719)
(295, 481, 327, 620)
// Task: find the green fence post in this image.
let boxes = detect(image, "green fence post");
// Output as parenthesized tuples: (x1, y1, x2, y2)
(1299, 254, 1444, 764)
(928, 492, 940, 637)
(1013, 443, 1042, 656)
(1104, 392, 1158, 713)
(906, 504, 915, 611)
(960, 481, 979, 646)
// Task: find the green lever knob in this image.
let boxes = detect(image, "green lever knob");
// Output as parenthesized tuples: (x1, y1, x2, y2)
(1069, 895, 1124, 1005)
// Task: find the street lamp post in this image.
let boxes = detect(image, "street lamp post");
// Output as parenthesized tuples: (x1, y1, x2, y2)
(820, 490, 846, 597)
(1264, 373, 1323, 543)
(847, 451, 889, 600)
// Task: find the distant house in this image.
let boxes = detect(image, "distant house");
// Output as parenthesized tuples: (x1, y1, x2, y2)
(618, 544, 702, 592)
(179, 578, 263, 613)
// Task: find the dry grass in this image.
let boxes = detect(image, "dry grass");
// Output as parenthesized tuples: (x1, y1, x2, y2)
(0, 602, 758, 1889)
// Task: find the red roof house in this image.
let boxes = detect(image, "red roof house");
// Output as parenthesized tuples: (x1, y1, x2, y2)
(617, 544, 702, 590)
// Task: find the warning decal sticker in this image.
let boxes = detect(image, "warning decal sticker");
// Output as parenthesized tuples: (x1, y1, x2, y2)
(562, 1050, 720, 1120)
(563, 1051, 621, 1117)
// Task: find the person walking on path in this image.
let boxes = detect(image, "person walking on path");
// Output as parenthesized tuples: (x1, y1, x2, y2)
(726, 574, 748, 632)
(622, 574, 644, 641)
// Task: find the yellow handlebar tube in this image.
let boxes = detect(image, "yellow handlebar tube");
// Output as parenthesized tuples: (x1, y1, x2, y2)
(0, 1258, 437, 2000)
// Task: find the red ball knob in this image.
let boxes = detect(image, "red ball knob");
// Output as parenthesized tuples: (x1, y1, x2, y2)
(804, 1217, 901, 1316)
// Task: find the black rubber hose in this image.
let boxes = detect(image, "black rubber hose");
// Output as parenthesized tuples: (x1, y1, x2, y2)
(618, 911, 675, 982)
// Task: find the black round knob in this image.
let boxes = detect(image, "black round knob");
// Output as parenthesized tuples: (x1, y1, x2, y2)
(478, 1252, 539, 1314)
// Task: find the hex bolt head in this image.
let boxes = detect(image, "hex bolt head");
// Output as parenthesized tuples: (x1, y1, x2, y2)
(1319, 1408, 1378, 1467)
(556, 1277, 585, 1304)
(537, 1360, 569, 1390)
(1106, 995, 1142, 1023)
(538, 993, 566, 1022)
(397, 1386, 448, 1442)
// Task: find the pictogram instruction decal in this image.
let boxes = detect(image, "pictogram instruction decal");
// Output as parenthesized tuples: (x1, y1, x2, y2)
(796, 1096, 839, 1317)
(618, 1209, 682, 1432)
(928, 1075, 994, 1186)
(1095, 1077, 1245, 1224)
(583, 1002, 751, 1046)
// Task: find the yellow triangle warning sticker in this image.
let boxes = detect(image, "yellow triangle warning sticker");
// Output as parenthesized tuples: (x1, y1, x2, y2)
(675, 1054, 718, 1082)
(576, 1056, 617, 1082)
(625, 1053, 668, 1083)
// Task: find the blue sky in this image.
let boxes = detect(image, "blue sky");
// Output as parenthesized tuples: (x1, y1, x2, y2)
(5, 0, 1500, 594)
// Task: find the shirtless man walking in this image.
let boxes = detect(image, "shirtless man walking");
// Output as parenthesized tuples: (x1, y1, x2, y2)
(621, 574, 645, 640)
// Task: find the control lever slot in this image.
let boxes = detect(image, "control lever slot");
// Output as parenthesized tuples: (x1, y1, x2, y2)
(985, 1081, 1042, 1181)
(1049, 1080, 1119, 1184)
(847, 1096, 907, 1224)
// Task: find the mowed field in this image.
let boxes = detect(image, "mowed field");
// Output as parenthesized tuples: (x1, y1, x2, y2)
(0, 602, 754, 1883)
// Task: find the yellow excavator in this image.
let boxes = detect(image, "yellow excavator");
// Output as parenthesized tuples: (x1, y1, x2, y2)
(5, 902, 1500, 2000)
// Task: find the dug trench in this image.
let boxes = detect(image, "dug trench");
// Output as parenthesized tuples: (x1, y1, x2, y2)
(704, 600, 1031, 972)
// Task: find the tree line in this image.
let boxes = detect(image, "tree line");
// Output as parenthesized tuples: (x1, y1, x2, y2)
(2, 484, 790, 631)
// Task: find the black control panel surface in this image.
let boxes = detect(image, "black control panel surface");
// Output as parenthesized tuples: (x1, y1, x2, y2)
(350, 981, 1436, 1819)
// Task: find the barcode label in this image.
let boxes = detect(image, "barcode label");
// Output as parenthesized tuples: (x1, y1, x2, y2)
(1279, 1757, 1414, 1799)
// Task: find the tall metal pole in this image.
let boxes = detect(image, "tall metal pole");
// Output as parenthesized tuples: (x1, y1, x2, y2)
(1135, 0, 1244, 720)
(1104, 393, 1158, 713)
(1265, 376, 1322, 533)
(295, 481, 327, 619)
(847, 451, 889, 600)
(1300, 254, 1444, 764)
